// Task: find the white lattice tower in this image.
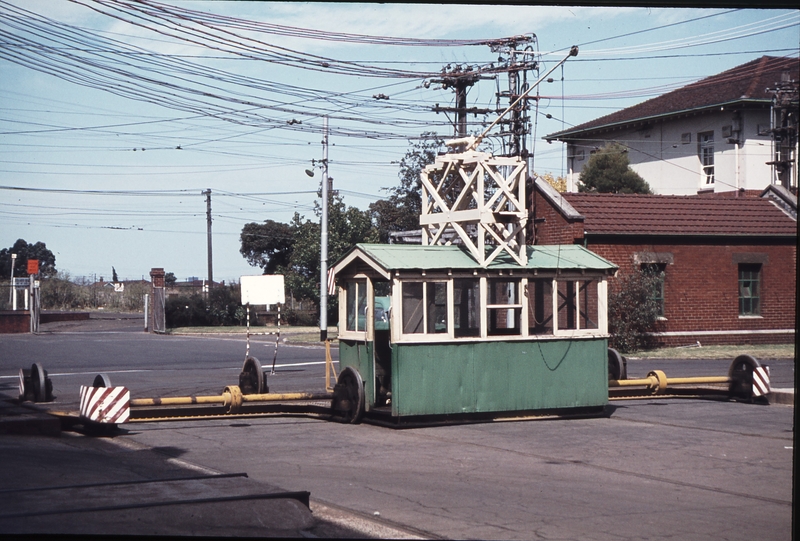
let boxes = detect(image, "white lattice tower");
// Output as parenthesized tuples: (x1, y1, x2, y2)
(420, 149, 528, 267)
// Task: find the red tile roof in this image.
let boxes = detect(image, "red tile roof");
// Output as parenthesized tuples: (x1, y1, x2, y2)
(547, 56, 799, 140)
(561, 192, 797, 237)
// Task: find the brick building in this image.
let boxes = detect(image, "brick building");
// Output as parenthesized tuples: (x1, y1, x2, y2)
(532, 179, 797, 346)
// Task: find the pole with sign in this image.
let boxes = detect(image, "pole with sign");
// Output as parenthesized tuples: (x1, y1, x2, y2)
(27, 259, 39, 333)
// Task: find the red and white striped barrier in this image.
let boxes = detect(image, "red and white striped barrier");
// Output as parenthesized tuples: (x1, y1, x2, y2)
(79, 385, 130, 424)
(18, 368, 25, 400)
(752, 366, 770, 397)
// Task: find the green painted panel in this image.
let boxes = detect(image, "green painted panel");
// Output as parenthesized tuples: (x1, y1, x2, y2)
(343, 243, 617, 273)
(338, 340, 375, 411)
(392, 339, 607, 417)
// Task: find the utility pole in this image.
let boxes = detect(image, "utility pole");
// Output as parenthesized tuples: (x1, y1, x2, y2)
(203, 189, 213, 286)
(319, 116, 329, 342)
(765, 69, 799, 189)
(490, 36, 540, 164)
(428, 35, 539, 158)
(431, 66, 494, 138)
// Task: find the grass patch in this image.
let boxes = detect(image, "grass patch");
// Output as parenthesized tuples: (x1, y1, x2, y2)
(167, 325, 339, 343)
(626, 343, 795, 360)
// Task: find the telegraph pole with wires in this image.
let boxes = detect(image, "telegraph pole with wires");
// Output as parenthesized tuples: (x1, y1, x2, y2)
(203, 189, 213, 286)
(490, 35, 540, 166)
(431, 66, 494, 138)
(319, 116, 330, 342)
(428, 34, 540, 164)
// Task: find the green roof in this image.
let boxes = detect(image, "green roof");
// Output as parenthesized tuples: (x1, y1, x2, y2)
(338, 243, 616, 273)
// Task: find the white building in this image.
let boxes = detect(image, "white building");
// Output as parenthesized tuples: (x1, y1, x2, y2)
(545, 56, 799, 195)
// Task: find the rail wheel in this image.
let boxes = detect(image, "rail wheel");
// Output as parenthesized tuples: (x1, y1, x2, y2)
(30, 362, 50, 402)
(608, 348, 627, 381)
(93, 373, 112, 388)
(332, 366, 364, 424)
(239, 356, 267, 395)
(729, 354, 764, 401)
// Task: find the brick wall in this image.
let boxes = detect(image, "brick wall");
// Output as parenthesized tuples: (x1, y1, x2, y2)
(531, 188, 583, 244)
(588, 240, 796, 346)
(0, 311, 30, 333)
(532, 185, 796, 346)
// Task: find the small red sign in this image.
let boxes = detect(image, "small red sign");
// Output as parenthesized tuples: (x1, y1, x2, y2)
(27, 259, 39, 275)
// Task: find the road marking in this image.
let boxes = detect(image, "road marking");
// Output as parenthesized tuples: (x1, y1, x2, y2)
(0, 361, 338, 379)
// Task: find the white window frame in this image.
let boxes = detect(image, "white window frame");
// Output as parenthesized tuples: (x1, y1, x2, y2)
(551, 276, 608, 338)
(338, 275, 372, 341)
(397, 277, 453, 342)
(374, 273, 610, 344)
(698, 131, 715, 187)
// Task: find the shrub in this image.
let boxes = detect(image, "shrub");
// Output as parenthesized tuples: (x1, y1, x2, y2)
(283, 309, 318, 326)
(608, 269, 662, 353)
(165, 284, 245, 328)
(40, 272, 88, 310)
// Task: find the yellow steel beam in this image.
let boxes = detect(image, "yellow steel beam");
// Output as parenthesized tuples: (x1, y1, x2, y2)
(609, 371, 732, 395)
(130, 388, 332, 409)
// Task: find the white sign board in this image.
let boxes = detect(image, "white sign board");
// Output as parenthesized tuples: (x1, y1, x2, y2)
(240, 275, 285, 305)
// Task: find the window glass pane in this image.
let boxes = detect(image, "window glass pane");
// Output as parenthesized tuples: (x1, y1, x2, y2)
(641, 264, 666, 317)
(346, 282, 356, 331)
(557, 280, 577, 330)
(738, 264, 761, 316)
(356, 281, 367, 331)
(578, 279, 599, 330)
(488, 279, 521, 335)
(426, 282, 448, 334)
(402, 282, 424, 334)
(698, 131, 715, 185)
(373, 281, 391, 331)
(528, 279, 553, 335)
(346, 280, 366, 332)
(454, 279, 480, 337)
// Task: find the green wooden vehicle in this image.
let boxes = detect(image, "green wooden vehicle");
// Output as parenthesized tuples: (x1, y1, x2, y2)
(330, 243, 618, 424)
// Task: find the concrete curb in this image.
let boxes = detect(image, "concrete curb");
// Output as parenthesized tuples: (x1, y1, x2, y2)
(768, 389, 795, 406)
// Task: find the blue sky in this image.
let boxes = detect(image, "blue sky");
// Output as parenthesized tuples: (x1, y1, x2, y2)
(1, 2, 798, 283)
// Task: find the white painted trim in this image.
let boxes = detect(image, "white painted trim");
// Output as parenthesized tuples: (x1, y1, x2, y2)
(646, 329, 795, 337)
(391, 333, 610, 345)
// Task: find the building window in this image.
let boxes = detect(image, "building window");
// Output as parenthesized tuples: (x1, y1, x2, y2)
(487, 279, 522, 336)
(346, 280, 367, 332)
(454, 278, 480, 337)
(698, 131, 714, 185)
(578, 279, 600, 330)
(738, 264, 761, 316)
(527, 279, 553, 335)
(642, 264, 666, 317)
(401, 281, 448, 334)
(681, 133, 691, 144)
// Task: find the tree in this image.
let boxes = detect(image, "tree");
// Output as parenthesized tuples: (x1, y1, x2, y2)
(607, 268, 663, 352)
(239, 194, 379, 320)
(0, 239, 57, 278)
(239, 219, 294, 274)
(112, 267, 119, 283)
(369, 132, 445, 241)
(535, 171, 567, 193)
(165, 272, 177, 285)
(286, 194, 380, 316)
(578, 143, 652, 194)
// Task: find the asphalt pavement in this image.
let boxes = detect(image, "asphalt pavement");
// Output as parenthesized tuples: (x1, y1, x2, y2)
(0, 313, 795, 539)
